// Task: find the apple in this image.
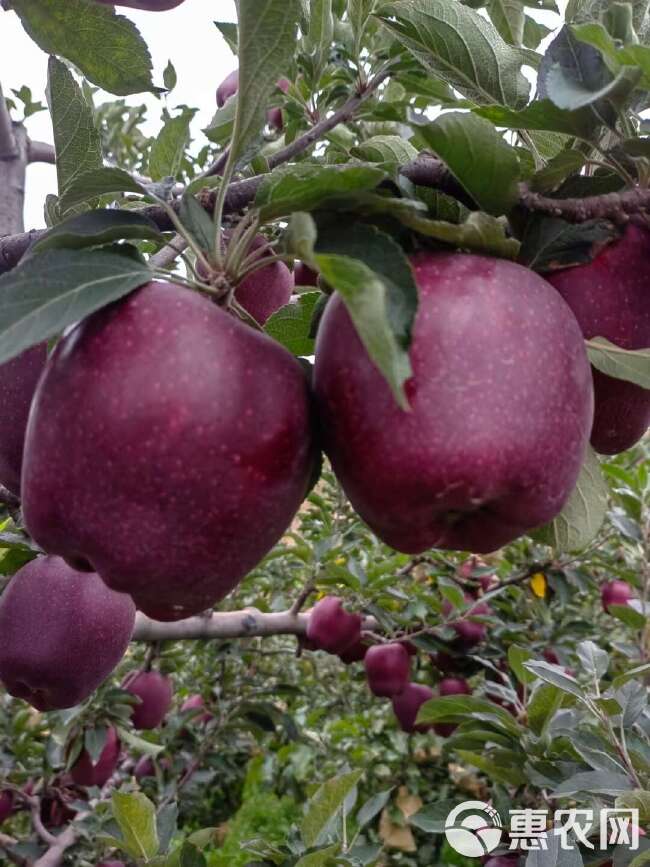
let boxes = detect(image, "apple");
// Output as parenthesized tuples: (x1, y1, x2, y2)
(601, 580, 634, 613)
(134, 756, 155, 781)
(98, 862, 126, 867)
(0, 791, 13, 824)
(484, 857, 521, 867)
(0, 343, 46, 495)
(21, 281, 316, 621)
(306, 596, 362, 654)
(313, 252, 593, 554)
(70, 727, 120, 788)
(123, 670, 173, 730)
(543, 647, 560, 665)
(548, 225, 650, 454)
(216, 70, 290, 130)
(391, 682, 434, 733)
(294, 262, 319, 287)
(338, 639, 369, 664)
(181, 694, 213, 724)
(434, 676, 472, 736)
(364, 643, 411, 697)
(0, 556, 135, 710)
(443, 595, 491, 647)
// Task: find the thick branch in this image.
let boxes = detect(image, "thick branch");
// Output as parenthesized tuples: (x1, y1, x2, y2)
(517, 183, 650, 224)
(27, 141, 55, 165)
(0, 124, 27, 235)
(133, 608, 311, 641)
(32, 825, 76, 867)
(0, 83, 16, 159)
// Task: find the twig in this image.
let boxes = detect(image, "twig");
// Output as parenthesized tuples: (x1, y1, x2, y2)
(32, 824, 76, 867)
(149, 233, 188, 269)
(28, 798, 57, 848)
(26, 141, 55, 165)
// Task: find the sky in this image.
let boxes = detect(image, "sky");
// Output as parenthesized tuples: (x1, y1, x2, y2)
(0, 0, 564, 231)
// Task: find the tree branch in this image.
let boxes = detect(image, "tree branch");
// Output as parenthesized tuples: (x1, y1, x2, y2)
(517, 183, 650, 224)
(133, 608, 311, 641)
(0, 83, 16, 160)
(0, 124, 27, 236)
(32, 824, 76, 867)
(26, 141, 55, 165)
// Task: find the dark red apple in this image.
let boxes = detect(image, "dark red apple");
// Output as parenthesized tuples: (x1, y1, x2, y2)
(434, 676, 472, 736)
(71, 727, 120, 788)
(232, 235, 293, 324)
(0, 556, 135, 710)
(364, 643, 410, 697)
(21, 281, 316, 621)
(216, 70, 290, 130)
(313, 253, 593, 554)
(601, 580, 634, 613)
(392, 682, 434, 733)
(0, 343, 46, 495)
(548, 225, 650, 454)
(134, 756, 155, 780)
(443, 596, 491, 647)
(306, 596, 362, 654)
(294, 262, 319, 287)
(123, 670, 173, 730)
(543, 648, 560, 665)
(0, 791, 13, 824)
(95, 0, 185, 9)
(338, 639, 369, 664)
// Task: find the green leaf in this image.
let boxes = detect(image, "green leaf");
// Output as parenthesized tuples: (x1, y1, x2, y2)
(456, 749, 527, 785)
(295, 846, 341, 867)
(545, 62, 641, 114)
(573, 22, 650, 90)
(576, 640, 609, 679)
(375, 0, 530, 108)
(313, 221, 418, 408)
(587, 338, 650, 390)
(112, 791, 159, 861)
(614, 663, 650, 688)
(523, 660, 587, 702)
(416, 694, 522, 734)
(265, 292, 321, 356)
(57, 167, 147, 213)
(617, 791, 650, 825)
(530, 446, 608, 553)
(163, 61, 177, 93)
(508, 645, 535, 685)
(356, 788, 393, 830)
(409, 799, 460, 833)
(84, 725, 109, 764)
(0, 249, 151, 365)
(351, 135, 418, 164)
(45, 57, 103, 211)
(530, 150, 586, 193)
(30, 210, 162, 255)
(226, 0, 300, 170)
(350, 0, 377, 53)
(609, 603, 647, 629)
(301, 769, 364, 848)
(215, 21, 238, 54)
(255, 164, 386, 220)
(474, 99, 600, 140)
(416, 113, 520, 216)
(204, 96, 237, 146)
(12, 0, 155, 96)
(148, 109, 195, 182)
(307, 0, 334, 75)
(487, 0, 525, 46)
(527, 681, 562, 735)
(115, 726, 165, 757)
(552, 771, 633, 797)
(400, 210, 520, 258)
(156, 803, 178, 855)
(178, 195, 215, 254)
(179, 842, 207, 867)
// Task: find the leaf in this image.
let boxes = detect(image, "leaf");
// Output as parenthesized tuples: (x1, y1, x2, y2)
(84, 725, 109, 764)
(350, 0, 377, 52)
(523, 660, 587, 702)
(179, 842, 207, 867)
(178, 195, 215, 254)
(474, 99, 600, 141)
(0, 249, 151, 365)
(116, 726, 164, 757)
(12, 0, 155, 96)
(530, 446, 608, 553)
(409, 799, 460, 833)
(508, 645, 536, 684)
(148, 109, 195, 182)
(609, 604, 647, 629)
(111, 791, 159, 861)
(527, 682, 562, 735)
(402, 210, 520, 259)
(265, 292, 321, 356)
(255, 164, 386, 220)
(530, 150, 586, 193)
(307, 0, 334, 74)
(576, 640, 609, 679)
(301, 769, 364, 848)
(487, 0, 525, 46)
(551, 771, 634, 797)
(204, 96, 237, 146)
(226, 0, 300, 170)
(587, 338, 650, 390)
(215, 21, 238, 54)
(416, 113, 520, 216)
(614, 663, 650, 688)
(617, 791, 650, 825)
(375, 0, 530, 109)
(356, 788, 394, 830)
(30, 210, 163, 255)
(313, 221, 418, 409)
(456, 749, 527, 785)
(519, 217, 618, 273)
(415, 694, 522, 734)
(156, 803, 178, 855)
(163, 61, 177, 93)
(46, 57, 103, 209)
(58, 167, 147, 213)
(295, 845, 341, 867)
(351, 135, 418, 164)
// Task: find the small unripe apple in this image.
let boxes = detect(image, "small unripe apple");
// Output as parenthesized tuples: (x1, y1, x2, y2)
(306, 596, 362, 654)
(434, 677, 472, 737)
(71, 727, 120, 788)
(601, 580, 634, 613)
(391, 682, 434, 733)
(123, 671, 173, 730)
(134, 755, 155, 780)
(0, 556, 135, 710)
(216, 70, 290, 130)
(294, 262, 319, 287)
(0, 791, 13, 824)
(364, 643, 411, 697)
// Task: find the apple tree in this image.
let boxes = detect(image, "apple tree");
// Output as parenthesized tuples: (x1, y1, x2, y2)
(1, 0, 650, 865)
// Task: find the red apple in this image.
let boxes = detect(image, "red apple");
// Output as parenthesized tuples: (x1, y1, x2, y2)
(306, 596, 362, 654)
(601, 580, 634, 613)
(134, 756, 155, 780)
(313, 253, 593, 554)
(434, 677, 472, 736)
(123, 671, 173, 730)
(338, 639, 369, 664)
(70, 727, 120, 788)
(294, 262, 319, 287)
(364, 643, 411, 697)
(0, 791, 13, 824)
(392, 683, 434, 733)
(216, 70, 290, 130)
